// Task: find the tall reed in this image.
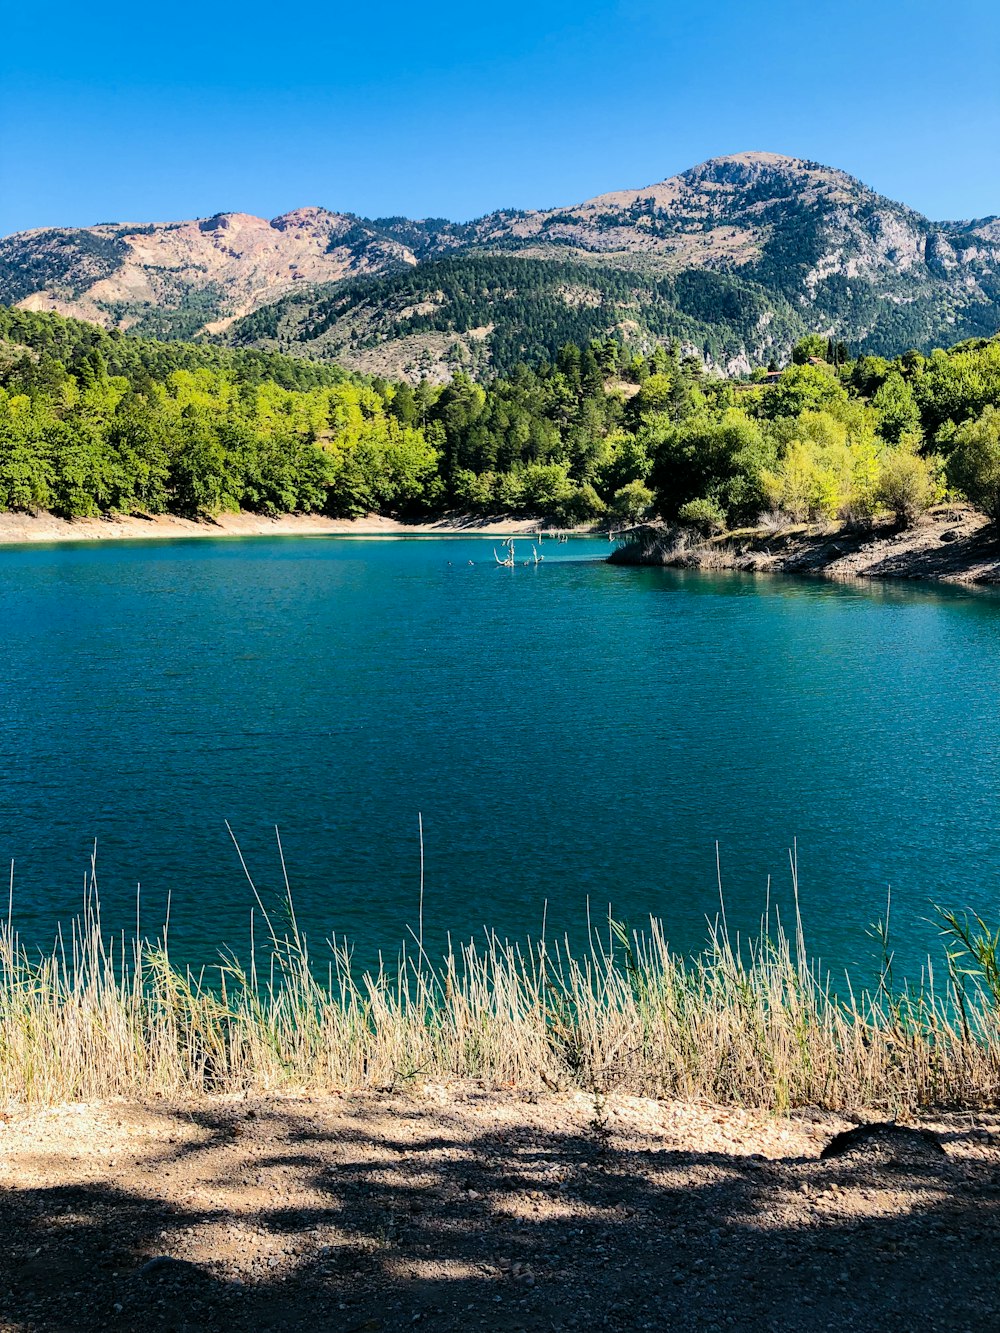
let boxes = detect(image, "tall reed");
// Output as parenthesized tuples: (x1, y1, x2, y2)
(2, 848, 999, 1110)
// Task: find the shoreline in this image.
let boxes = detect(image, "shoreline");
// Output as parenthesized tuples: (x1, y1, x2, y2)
(610, 504, 1000, 586)
(0, 509, 600, 548)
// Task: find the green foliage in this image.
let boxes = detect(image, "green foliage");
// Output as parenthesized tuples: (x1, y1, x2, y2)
(791, 334, 829, 364)
(2, 308, 999, 534)
(917, 341, 1000, 437)
(649, 409, 775, 524)
(0, 310, 642, 523)
(762, 410, 878, 523)
(0, 314, 443, 520)
(875, 444, 940, 528)
(594, 429, 652, 495)
(871, 373, 921, 445)
(677, 496, 726, 535)
(944, 406, 1000, 523)
(231, 254, 808, 380)
(633, 373, 674, 415)
(763, 363, 848, 420)
(611, 480, 654, 522)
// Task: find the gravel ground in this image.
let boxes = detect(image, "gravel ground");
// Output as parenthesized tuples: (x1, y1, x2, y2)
(1, 1089, 999, 1331)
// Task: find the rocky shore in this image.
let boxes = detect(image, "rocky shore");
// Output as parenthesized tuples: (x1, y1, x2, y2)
(2, 1089, 1000, 1332)
(610, 505, 1000, 587)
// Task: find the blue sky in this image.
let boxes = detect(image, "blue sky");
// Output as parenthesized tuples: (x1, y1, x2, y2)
(1, 0, 997, 235)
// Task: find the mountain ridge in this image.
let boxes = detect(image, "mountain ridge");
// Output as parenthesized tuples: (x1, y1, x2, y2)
(3, 152, 998, 376)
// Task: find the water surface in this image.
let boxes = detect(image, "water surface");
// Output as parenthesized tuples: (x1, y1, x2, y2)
(2, 534, 999, 982)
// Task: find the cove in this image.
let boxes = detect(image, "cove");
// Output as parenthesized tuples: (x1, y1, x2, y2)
(2, 534, 999, 983)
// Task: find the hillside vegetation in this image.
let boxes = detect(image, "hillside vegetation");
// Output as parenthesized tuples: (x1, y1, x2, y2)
(1, 306, 999, 532)
(3, 153, 999, 375)
(228, 255, 808, 382)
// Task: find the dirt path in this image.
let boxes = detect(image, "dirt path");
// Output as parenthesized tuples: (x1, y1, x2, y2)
(2, 1089, 999, 1331)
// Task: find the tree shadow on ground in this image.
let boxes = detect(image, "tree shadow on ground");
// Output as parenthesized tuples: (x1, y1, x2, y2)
(2, 1099, 1000, 1332)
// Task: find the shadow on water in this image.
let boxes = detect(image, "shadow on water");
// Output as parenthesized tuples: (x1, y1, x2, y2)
(609, 560, 1000, 608)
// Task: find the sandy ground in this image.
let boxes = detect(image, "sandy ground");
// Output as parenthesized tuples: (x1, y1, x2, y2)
(2, 1089, 999, 1331)
(0, 512, 590, 547)
(612, 505, 1000, 586)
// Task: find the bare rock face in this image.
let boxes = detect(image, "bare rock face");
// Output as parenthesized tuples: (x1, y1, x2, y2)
(1, 207, 420, 337)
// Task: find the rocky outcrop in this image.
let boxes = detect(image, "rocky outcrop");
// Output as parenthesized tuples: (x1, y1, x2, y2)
(609, 507, 1000, 586)
(1, 208, 420, 337)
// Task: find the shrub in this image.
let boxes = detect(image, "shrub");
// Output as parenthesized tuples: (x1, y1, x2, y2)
(945, 406, 1000, 524)
(875, 447, 939, 528)
(677, 496, 726, 535)
(611, 480, 654, 521)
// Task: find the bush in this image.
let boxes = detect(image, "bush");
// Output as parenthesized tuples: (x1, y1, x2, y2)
(945, 406, 1000, 523)
(553, 482, 606, 525)
(875, 448, 939, 528)
(611, 480, 654, 522)
(677, 496, 726, 536)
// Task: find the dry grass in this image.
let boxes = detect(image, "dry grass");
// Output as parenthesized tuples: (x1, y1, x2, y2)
(2, 849, 1000, 1112)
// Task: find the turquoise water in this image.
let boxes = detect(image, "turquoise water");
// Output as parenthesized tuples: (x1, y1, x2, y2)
(2, 533, 1000, 982)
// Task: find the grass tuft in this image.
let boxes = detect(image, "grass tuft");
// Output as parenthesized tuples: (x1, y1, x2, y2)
(2, 850, 1000, 1111)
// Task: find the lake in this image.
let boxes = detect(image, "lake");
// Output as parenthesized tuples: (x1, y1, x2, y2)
(2, 533, 999, 984)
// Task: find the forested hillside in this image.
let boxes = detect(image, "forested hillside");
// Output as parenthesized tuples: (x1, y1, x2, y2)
(229, 256, 808, 382)
(2, 308, 1000, 532)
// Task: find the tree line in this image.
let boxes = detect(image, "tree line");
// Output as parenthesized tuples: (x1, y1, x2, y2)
(1, 307, 999, 529)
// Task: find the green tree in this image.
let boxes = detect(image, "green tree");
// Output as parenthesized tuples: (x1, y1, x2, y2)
(765, 364, 848, 419)
(875, 444, 939, 528)
(611, 480, 654, 521)
(945, 406, 1000, 523)
(871, 372, 920, 445)
(791, 334, 829, 365)
(650, 410, 775, 525)
(170, 415, 234, 516)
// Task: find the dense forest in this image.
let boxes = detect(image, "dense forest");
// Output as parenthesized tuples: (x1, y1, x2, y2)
(228, 256, 808, 380)
(1, 305, 999, 531)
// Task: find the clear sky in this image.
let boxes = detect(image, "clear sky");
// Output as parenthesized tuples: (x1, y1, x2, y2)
(2, 0, 998, 236)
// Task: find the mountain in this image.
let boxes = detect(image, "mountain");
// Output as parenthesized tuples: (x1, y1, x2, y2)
(0, 207, 420, 340)
(3, 152, 999, 377)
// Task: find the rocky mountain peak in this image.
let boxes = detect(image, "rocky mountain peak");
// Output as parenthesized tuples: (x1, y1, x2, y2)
(1, 152, 997, 359)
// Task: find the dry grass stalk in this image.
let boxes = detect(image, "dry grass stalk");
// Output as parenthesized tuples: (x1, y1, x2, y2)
(2, 853, 1000, 1112)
